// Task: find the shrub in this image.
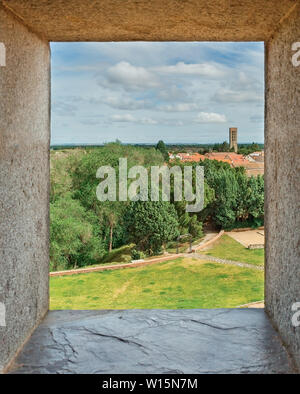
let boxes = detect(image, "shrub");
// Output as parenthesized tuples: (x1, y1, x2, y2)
(131, 249, 146, 260)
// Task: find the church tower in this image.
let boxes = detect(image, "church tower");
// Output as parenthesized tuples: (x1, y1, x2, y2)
(229, 127, 238, 153)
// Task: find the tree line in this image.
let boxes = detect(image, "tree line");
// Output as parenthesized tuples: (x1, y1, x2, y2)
(50, 142, 264, 271)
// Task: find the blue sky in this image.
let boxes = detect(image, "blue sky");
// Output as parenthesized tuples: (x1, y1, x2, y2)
(51, 42, 264, 145)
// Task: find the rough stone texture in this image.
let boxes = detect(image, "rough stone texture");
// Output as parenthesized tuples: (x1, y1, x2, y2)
(0, 5, 50, 372)
(0, 0, 299, 374)
(9, 309, 295, 374)
(1, 0, 297, 42)
(265, 3, 300, 370)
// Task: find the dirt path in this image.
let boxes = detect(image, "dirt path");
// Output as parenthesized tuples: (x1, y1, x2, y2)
(186, 231, 218, 253)
(112, 279, 133, 300)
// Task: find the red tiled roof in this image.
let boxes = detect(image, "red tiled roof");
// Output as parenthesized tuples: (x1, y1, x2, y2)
(205, 152, 249, 166)
(169, 152, 206, 162)
(169, 151, 264, 175)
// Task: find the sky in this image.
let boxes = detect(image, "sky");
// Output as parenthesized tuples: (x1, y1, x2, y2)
(51, 42, 264, 145)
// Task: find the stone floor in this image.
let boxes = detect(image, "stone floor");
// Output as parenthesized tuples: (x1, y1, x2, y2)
(9, 309, 295, 374)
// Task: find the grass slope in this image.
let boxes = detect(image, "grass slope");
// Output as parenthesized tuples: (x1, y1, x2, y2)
(50, 257, 264, 309)
(203, 234, 264, 266)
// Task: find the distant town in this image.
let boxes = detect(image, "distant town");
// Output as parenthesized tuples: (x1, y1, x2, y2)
(51, 127, 264, 177)
(169, 151, 264, 177)
(168, 127, 264, 176)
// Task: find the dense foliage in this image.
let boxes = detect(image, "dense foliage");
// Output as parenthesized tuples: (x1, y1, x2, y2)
(125, 201, 180, 255)
(155, 139, 169, 161)
(50, 142, 264, 271)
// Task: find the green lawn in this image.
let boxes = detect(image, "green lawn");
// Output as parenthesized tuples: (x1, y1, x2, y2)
(203, 234, 264, 266)
(50, 257, 264, 309)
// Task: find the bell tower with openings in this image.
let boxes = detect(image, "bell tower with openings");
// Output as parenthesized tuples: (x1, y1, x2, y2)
(229, 127, 238, 153)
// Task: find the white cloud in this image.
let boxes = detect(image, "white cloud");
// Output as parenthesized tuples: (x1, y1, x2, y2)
(213, 88, 262, 103)
(105, 61, 159, 90)
(110, 114, 157, 125)
(100, 95, 152, 110)
(159, 103, 201, 112)
(161, 119, 184, 127)
(194, 112, 227, 123)
(213, 71, 263, 103)
(110, 114, 136, 122)
(155, 62, 227, 78)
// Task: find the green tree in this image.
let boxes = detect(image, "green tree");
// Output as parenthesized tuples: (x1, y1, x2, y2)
(50, 194, 106, 271)
(210, 169, 238, 228)
(156, 140, 169, 161)
(235, 169, 250, 221)
(125, 201, 180, 254)
(189, 215, 203, 238)
(220, 141, 230, 152)
(100, 202, 124, 252)
(212, 141, 230, 152)
(247, 175, 264, 223)
(72, 143, 164, 250)
(50, 148, 85, 203)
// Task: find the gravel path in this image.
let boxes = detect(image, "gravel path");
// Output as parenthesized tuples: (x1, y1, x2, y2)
(184, 253, 264, 271)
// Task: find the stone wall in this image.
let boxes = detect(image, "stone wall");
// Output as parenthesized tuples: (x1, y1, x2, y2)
(0, 0, 299, 373)
(0, 6, 50, 372)
(1, 0, 296, 42)
(265, 3, 300, 369)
